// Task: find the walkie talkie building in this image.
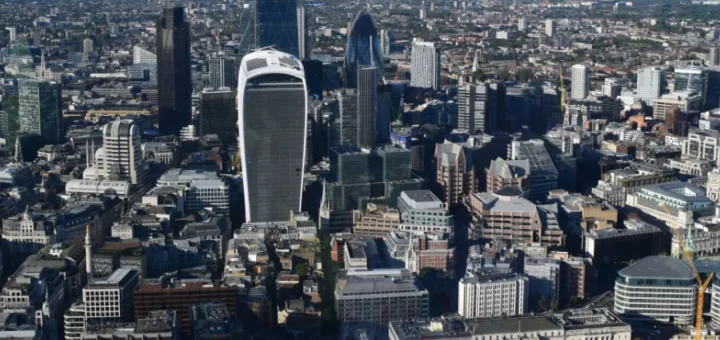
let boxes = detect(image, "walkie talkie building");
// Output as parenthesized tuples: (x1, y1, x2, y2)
(237, 49, 307, 222)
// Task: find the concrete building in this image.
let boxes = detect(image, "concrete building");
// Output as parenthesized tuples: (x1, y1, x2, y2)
(583, 219, 665, 265)
(1, 210, 54, 263)
(397, 190, 454, 236)
(85, 119, 148, 185)
(614, 256, 697, 325)
(468, 189, 564, 246)
(683, 129, 720, 162)
(545, 19, 556, 37)
(410, 41, 440, 90)
(458, 272, 528, 319)
(626, 181, 714, 229)
(507, 139, 558, 201)
(353, 204, 400, 237)
(571, 64, 590, 100)
(156, 169, 229, 213)
(435, 144, 476, 207)
(390, 308, 630, 340)
(83, 268, 140, 323)
(133, 46, 156, 64)
(457, 83, 505, 134)
(486, 157, 530, 196)
(208, 57, 235, 90)
(524, 257, 561, 307)
(190, 303, 236, 340)
(80, 310, 179, 340)
(653, 92, 703, 120)
(708, 170, 720, 203)
(637, 67, 665, 106)
(334, 269, 429, 323)
(666, 158, 714, 176)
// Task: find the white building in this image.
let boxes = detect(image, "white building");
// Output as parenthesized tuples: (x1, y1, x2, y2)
(64, 303, 86, 340)
(545, 19, 556, 36)
(156, 169, 229, 213)
(397, 190, 454, 236)
(82, 119, 147, 185)
(83, 268, 139, 323)
(133, 46, 156, 65)
(6, 27, 16, 42)
(626, 181, 714, 229)
(571, 64, 590, 100)
(524, 257, 560, 304)
(2, 210, 54, 257)
(458, 272, 528, 319)
(708, 170, 720, 204)
(636, 67, 665, 106)
(83, 38, 94, 55)
(683, 129, 720, 162)
(615, 256, 697, 325)
(410, 41, 440, 90)
(517, 17, 526, 31)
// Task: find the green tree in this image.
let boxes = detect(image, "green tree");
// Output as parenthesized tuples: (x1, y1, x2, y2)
(538, 296, 548, 312)
(515, 68, 534, 82)
(295, 262, 309, 277)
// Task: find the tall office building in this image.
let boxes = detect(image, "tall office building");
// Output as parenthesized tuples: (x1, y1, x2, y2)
(6, 27, 16, 43)
(297, 5, 309, 59)
(571, 64, 590, 100)
(545, 19, 556, 37)
(256, 0, 304, 58)
(18, 79, 63, 143)
(410, 41, 440, 90)
(357, 67, 378, 148)
(709, 46, 720, 67)
(90, 119, 148, 185)
(524, 257, 561, 307)
(457, 83, 505, 134)
(200, 88, 237, 144)
(209, 57, 236, 90)
(636, 67, 665, 106)
(344, 11, 383, 88)
(238, 49, 307, 222)
(83, 38, 94, 55)
(380, 29, 392, 56)
(518, 17, 527, 31)
(674, 67, 707, 98)
(157, 6, 191, 136)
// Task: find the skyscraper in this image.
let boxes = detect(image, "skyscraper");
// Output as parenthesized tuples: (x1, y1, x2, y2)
(674, 67, 707, 95)
(571, 64, 590, 100)
(157, 6, 191, 136)
(256, 0, 303, 58)
(6, 27, 16, 43)
(209, 57, 236, 89)
(709, 46, 719, 67)
(18, 79, 63, 143)
(410, 41, 440, 90)
(83, 38, 94, 55)
(344, 11, 383, 88)
(297, 4, 309, 60)
(200, 88, 237, 144)
(92, 119, 148, 185)
(457, 82, 504, 134)
(636, 67, 665, 106)
(380, 29, 392, 56)
(357, 66, 378, 148)
(238, 49, 307, 222)
(545, 19, 556, 37)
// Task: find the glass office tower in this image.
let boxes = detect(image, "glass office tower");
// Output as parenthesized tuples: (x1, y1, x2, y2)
(156, 6, 191, 136)
(237, 49, 307, 222)
(344, 11, 383, 88)
(256, 0, 300, 57)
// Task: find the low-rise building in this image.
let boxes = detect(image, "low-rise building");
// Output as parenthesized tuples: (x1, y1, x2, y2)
(626, 181, 715, 229)
(352, 203, 400, 237)
(397, 190, 454, 236)
(458, 272, 528, 319)
(335, 269, 429, 324)
(584, 219, 666, 265)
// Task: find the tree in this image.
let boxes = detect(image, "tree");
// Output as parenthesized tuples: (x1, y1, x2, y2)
(515, 68, 534, 82)
(496, 68, 510, 82)
(295, 262, 310, 278)
(550, 299, 559, 312)
(538, 296, 548, 312)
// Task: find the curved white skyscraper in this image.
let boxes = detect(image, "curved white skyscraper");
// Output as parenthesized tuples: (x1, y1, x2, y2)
(237, 49, 307, 222)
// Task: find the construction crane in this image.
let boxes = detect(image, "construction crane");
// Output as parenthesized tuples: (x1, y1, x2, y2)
(663, 204, 713, 340)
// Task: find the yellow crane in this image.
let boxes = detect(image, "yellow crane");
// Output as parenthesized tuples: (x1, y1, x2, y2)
(663, 204, 713, 340)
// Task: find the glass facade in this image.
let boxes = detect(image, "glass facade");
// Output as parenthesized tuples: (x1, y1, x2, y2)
(156, 7, 191, 136)
(343, 11, 383, 88)
(242, 73, 306, 222)
(18, 79, 63, 143)
(256, 0, 300, 57)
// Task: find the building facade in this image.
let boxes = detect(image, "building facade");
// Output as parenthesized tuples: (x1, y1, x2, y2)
(199, 89, 237, 145)
(410, 41, 440, 90)
(435, 144, 476, 207)
(238, 49, 307, 222)
(637, 66, 665, 106)
(458, 273, 528, 319)
(571, 64, 590, 100)
(18, 78, 63, 143)
(156, 7, 191, 136)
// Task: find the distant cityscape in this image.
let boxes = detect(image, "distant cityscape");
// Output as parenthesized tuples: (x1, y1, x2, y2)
(2, 0, 720, 339)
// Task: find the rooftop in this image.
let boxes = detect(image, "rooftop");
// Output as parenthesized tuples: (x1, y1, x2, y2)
(618, 256, 695, 280)
(464, 315, 561, 335)
(640, 181, 710, 204)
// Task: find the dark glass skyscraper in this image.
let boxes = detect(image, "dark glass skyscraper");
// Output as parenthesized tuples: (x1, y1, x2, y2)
(157, 7, 191, 136)
(238, 49, 307, 222)
(256, 0, 300, 57)
(344, 11, 383, 88)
